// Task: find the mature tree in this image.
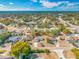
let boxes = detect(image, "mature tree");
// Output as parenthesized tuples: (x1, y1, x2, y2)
(11, 41, 31, 59)
(50, 29, 59, 36)
(72, 48, 79, 59)
(58, 23, 65, 31)
(0, 18, 14, 25)
(63, 28, 72, 34)
(0, 31, 11, 44)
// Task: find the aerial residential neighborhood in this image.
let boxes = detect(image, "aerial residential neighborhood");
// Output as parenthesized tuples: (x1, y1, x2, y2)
(0, 12, 79, 59)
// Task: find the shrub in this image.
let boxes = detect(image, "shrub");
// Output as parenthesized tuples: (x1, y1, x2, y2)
(50, 29, 59, 36)
(63, 28, 72, 34)
(71, 48, 79, 59)
(0, 50, 6, 54)
(31, 49, 50, 54)
(11, 41, 31, 59)
(0, 31, 11, 44)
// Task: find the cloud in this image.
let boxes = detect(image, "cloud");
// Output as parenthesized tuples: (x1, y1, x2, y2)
(0, 0, 79, 11)
(59, 5, 79, 11)
(57, 2, 79, 11)
(41, 2, 59, 8)
(67, 2, 79, 6)
(32, 0, 38, 2)
(9, 2, 14, 4)
(31, 0, 79, 9)
(40, 1, 63, 8)
(40, 0, 47, 3)
(39, 0, 79, 8)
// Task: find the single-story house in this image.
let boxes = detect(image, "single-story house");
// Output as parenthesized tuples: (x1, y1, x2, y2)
(0, 23, 5, 29)
(48, 37, 57, 44)
(67, 34, 79, 47)
(22, 35, 33, 41)
(34, 36, 44, 42)
(35, 57, 44, 59)
(67, 34, 79, 43)
(8, 36, 21, 42)
(0, 56, 15, 59)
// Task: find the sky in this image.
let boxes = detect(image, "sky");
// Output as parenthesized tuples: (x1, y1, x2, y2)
(0, 0, 79, 11)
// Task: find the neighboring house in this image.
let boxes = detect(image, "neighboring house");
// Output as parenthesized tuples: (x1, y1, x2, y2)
(67, 34, 79, 42)
(33, 42, 38, 47)
(9, 23, 18, 27)
(0, 29, 6, 34)
(74, 43, 79, 48)
(34, 36, 44, 42)
(72, 36, 79, 42)
(0, 56, 15, 59)
(8, 36, 21, 42)
(72, 36, 79, 48)
(10, 30, 21, 36)
(27, 53, 44, 59)
(66, 34, 79, 37)
(48, 37, 57, 44)
(67, 34, 79, 47)
(71, 34, 79, 42)
(35, 57, 44, 59)
(47, 23, 53, 28)
(60, 36, 66, 40)
(22, 35, 33, 41)
(0, 23, 5, 29)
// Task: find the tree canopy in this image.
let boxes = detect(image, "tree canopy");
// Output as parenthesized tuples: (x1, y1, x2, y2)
(11, 41, 31, 59)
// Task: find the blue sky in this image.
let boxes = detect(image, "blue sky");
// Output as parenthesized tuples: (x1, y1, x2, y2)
(0, 0, 79, 11)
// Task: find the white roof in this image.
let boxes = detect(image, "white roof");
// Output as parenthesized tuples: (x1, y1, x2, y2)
(8, 36, 21, 42)
(36, 57, 44, 59)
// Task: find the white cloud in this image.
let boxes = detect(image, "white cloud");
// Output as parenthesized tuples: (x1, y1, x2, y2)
(39, 0, 79, 8)
(32, 0, 38, 2)
(9, 2, 14, 5)
(58, 3, 79, 11)
(31, 0, 79, 8)
(58, 1, 79, 6)
(67, 3, 74, 6)
(41, 2, 60, 8)
(39, 0, 62, 8)
(40, 0, 48, 3)
(67, 2, 79, 6)
(40, 1, 62, 8)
